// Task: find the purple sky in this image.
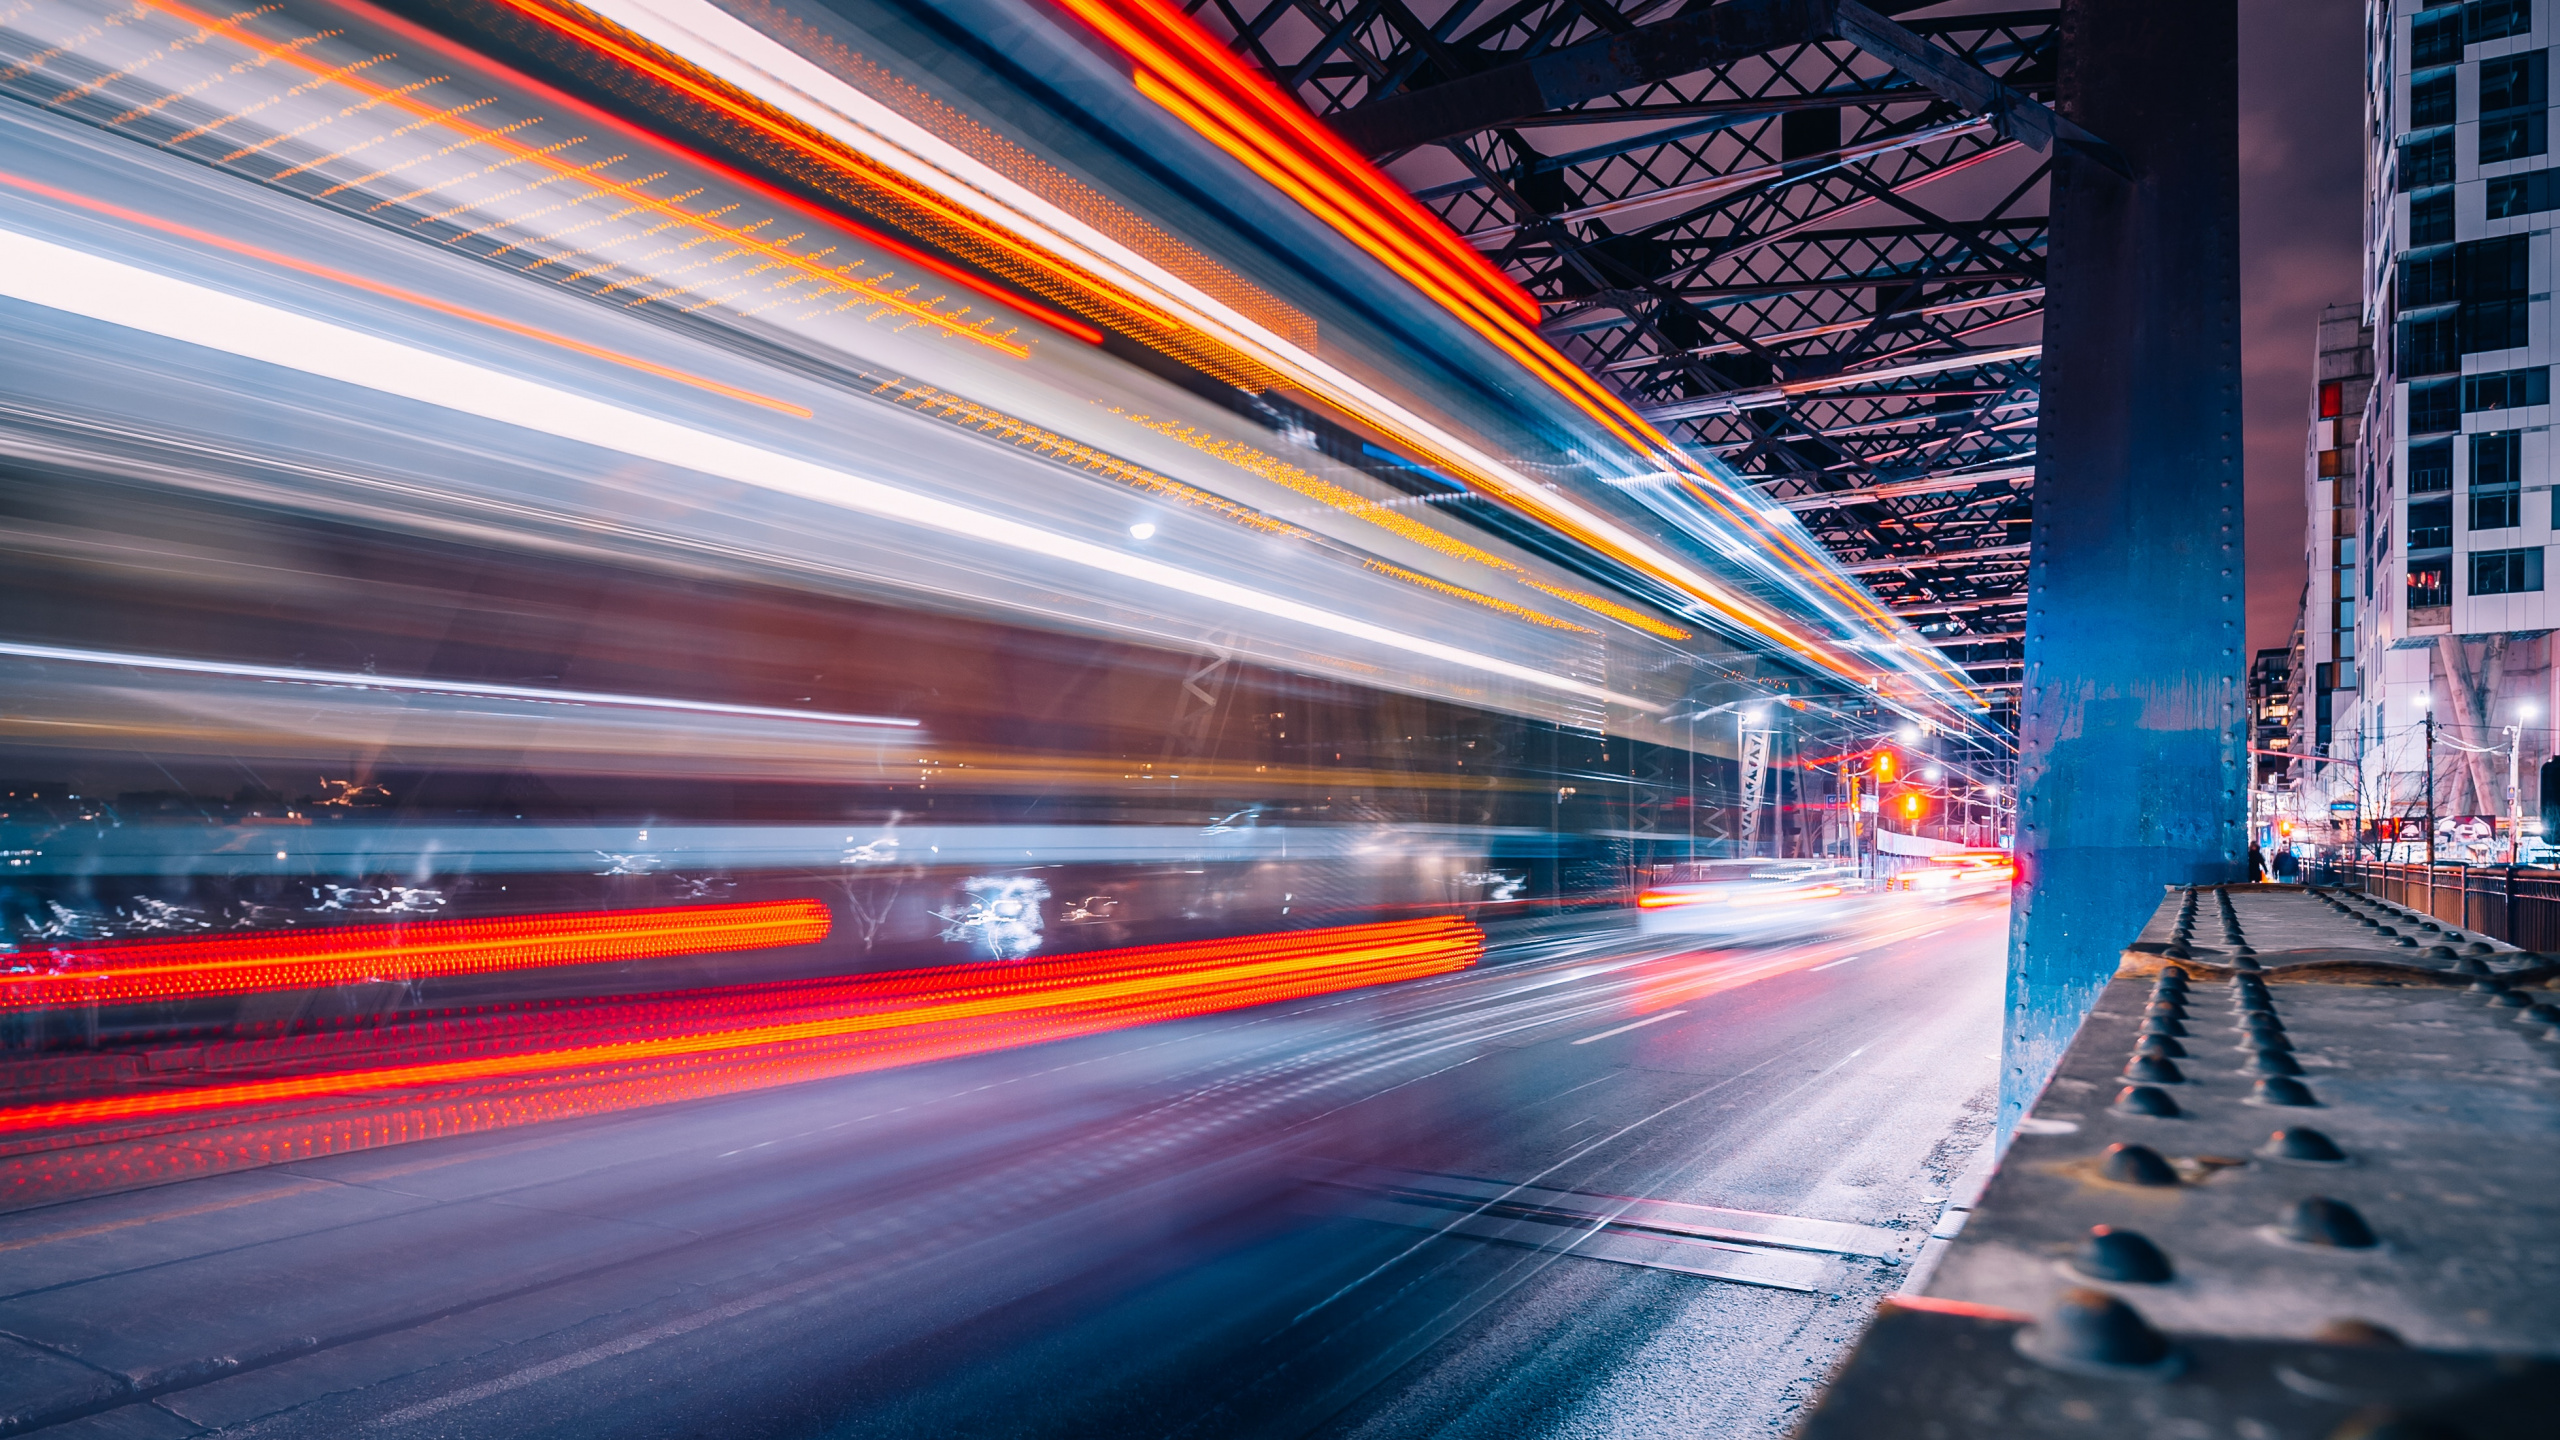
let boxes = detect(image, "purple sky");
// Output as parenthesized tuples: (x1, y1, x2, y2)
(2239, 0, 2367, 655)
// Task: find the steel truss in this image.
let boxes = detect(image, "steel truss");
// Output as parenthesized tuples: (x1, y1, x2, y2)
(1180, 0, 2050, 723)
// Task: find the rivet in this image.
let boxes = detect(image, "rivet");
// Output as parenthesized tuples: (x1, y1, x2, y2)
(2420, 945, 2456, 960)
(2452, 956, 2490, 975)
(2234, 955, 2264, 971)
(2240, 1029, 2293, 1052)
(2143, 1015, 2188, 1037)
(2158, 965, 2191, 982)
(2147, 1000, 2188, 1019)
(2162, 943, 2192, 959)
(2247, 1050, 2305, 1076)
(2112, 1085, 2179, 1117)
(2261, 1127, 2346, 1163)
(2100, 1143, 2179, 1186)
(2254, 1076, 2318, 1106)
(2124, 1056, 2184, 1084)
(2017, 1288, 2176, 1372)
(2135, 1036, 2187, 1059)
(2469, 978, 2508, 994)
(2073, 1225, 2174, 1283)
(2487, 989, 2531, 1009)
(2520, 1003, 2560, 1028)
(2463, 942, 2495, 956)
(2237, 992, 2274, 1012)
(2309, 1318, 2403, 1347)
(2281, 1196, 2378, 1248)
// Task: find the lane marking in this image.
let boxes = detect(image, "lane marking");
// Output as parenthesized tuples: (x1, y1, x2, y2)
(1807, 954, 1862, 972)
(1572, 1010, 1688, 1045)
(368, 1263, 854, 1428)
(0, 1180, 338, 1255)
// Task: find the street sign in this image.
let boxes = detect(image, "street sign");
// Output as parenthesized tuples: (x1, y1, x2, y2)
(2328, 801, 2357, 813)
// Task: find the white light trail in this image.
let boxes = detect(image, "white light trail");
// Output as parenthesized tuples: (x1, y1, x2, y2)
(0, 226, 1657, 711)
(0, 640, 922, 727)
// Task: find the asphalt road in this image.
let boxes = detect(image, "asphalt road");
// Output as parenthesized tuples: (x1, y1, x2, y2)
(0, 896, 2008, 1440)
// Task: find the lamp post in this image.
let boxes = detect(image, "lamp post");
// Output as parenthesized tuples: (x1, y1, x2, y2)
(2415, 691, 2436, 867)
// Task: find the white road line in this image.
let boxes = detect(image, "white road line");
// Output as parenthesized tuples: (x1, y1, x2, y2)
(1807, 954, 1862, 972)
(1571, 1010, 1688, 1045)
(371, 1265, 853, 1428)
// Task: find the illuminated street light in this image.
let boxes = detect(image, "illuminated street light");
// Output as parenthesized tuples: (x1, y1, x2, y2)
(1128, 521, 1158, 540)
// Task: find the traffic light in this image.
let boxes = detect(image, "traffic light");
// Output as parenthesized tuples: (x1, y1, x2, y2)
(1900, 793, 1923, 821)
(1875, 750, 1898, 782)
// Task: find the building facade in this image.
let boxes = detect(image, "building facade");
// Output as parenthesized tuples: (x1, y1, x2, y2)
(2335, 0, 2560, 861)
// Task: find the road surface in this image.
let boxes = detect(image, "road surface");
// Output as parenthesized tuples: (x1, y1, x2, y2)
(0, 897, 2007, 1439)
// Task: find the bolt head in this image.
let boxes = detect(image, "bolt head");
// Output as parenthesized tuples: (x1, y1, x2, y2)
(2280, 1196, 2378, 1248)
(2111, 1085, 2179, 1117)
(2073, 1226, 2174, 1283)
(2099, 1142, 2179, 1187)
(2123, 1056, 2184, 1085)
(2261, 1127, 2347, 1163)
(2253, 1075, 2318, 1106)
(2018, 1288, 2175, 1372)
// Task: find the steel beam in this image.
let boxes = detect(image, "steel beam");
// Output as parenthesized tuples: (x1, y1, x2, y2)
(2004, 0, 2241, 1140)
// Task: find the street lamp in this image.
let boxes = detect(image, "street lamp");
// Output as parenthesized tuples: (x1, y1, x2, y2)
(2412, 692, 2435, 867)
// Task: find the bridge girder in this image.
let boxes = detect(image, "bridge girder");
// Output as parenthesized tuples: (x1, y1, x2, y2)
(1181, 0, 2049, 726)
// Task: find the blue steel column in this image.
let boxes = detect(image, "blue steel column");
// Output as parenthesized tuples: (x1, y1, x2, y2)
(2005, 0, 2244, 1140)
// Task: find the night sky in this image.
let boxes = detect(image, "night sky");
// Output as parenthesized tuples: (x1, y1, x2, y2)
(2239, 0, 2366, 656)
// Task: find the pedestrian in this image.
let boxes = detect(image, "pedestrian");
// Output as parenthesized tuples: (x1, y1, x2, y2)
(2274, 848, 2299, 883)
(2247, 840, 2267, 882)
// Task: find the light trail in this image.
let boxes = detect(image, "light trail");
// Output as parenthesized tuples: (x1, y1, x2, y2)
(0, 901, 834, 1013)
(1055, 0, 1991, 710)
(0, 640, 921, 727)
(533, 0, 1817, 662)
(0, 230, 1661, 710)
(0, 919, 1485, 1205)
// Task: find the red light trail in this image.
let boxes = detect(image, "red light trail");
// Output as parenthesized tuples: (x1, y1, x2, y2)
(0, 918, 1481, 1207)
(0, 901, 835, 1013)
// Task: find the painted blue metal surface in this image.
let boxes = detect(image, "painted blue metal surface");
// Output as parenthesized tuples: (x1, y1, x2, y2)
(2006, 0, 2246, 1142)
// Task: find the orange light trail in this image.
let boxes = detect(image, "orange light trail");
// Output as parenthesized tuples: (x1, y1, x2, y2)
(1064, 0, 1986, 704)
(0, 919, 1482, 1158)
(125, 0, 1043, 356)
(0, 167, 815, 416)
(328, 0, 1106, 345)
(0, 901, 834, 1013)
(479, 0, 1185, 332)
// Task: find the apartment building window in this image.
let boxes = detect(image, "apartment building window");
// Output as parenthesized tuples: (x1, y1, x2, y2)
(2412, 438, 2457, 491)
(2471, 545, 2546, 592)
(2320, 380, 2345, 417)
(2489, 169, 2559, 217)
(2412, 497, 2456, 550)
(2414, 189, 2458, 243)
(2402, 249, 2458, 306)
(2464, 366, 2551, 411)
(2480, 52, 2549, 163)
(2456, 236, 2533, 351)
(2475, 485, 2524, 528)
(2402, 131, 2458, 189)
(2413, 378, 2463, 432)
(2414, 69, 2459, 127)
(2474, 429, 2522, 485)
(2414, 5, 2466, 67)
(2402, 313, 2460, 373)
(2470, 0, 2534, 43)
(2410, 560, 2453, 607)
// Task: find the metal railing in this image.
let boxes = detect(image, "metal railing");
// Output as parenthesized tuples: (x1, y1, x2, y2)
(2335, 861, 2560, 953)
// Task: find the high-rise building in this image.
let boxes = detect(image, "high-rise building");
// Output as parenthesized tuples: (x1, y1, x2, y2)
(2343, 0, 2559, 859)
(2252, 648, 2295, 784)
(2297, 303, 2373, 837)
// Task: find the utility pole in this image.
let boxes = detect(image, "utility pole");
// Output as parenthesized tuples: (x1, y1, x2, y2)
(2424, 705, 2438, 868)
(2506, 722, 2523, 864)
